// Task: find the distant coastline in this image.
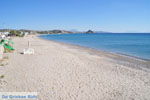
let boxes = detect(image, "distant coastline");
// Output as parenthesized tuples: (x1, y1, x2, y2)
(1, 29, 150, 35)
(0, 29, 112, 34)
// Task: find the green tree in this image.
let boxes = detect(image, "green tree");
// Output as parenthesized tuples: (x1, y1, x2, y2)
(9, 30, 22, 36)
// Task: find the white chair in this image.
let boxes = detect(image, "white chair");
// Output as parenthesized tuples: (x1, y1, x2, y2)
(23, 48, 34, 55)
(23, 41, 35, 55)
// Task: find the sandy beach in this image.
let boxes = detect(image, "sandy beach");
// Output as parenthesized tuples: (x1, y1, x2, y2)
(0, 35, 150, 100)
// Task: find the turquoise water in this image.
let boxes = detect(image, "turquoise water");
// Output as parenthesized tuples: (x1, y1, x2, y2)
(40, 33, 150, 60)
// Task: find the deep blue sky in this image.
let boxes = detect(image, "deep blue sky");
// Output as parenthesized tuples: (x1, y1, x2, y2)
(0, 0, 150, 32)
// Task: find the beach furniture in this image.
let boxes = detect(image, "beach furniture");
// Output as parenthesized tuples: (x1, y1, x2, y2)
(4, 44, 14, 51)
(23, 48, 34, 54)
(0, 39, 15, 52)
(23, 41, 34, 55)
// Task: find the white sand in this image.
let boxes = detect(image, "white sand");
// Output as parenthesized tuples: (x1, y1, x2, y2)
(0, 35, 150, 100)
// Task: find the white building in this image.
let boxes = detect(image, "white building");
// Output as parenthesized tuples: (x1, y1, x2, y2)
(0, 32, 9, 35)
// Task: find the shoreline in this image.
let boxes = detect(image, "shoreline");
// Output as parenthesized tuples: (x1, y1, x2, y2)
(38, 36, 150, 72)
(38, 33, 150, 61)
(1, 35, 150, 100)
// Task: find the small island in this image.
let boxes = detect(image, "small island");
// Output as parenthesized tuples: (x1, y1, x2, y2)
(85, 30, 94, 33)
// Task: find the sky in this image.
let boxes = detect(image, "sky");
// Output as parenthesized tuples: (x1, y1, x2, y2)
(0, 0, 150, 32)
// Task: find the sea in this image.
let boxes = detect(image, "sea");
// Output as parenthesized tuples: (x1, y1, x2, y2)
(39, 33, 150, 60)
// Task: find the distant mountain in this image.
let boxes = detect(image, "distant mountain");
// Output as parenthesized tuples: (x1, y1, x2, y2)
(95, 31, 112, 33)
(84, 30, 111, 34)
(0, 29, 73, 34)
(0, 29, 112, 34)
(37, 30, 74, 34)
(0, 29, 12, 32)
(85, 30, 94, 33)
(69, 29, 80, 33)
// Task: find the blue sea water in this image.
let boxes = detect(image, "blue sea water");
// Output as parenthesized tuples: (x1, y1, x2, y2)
(39, 33, 150, 60)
